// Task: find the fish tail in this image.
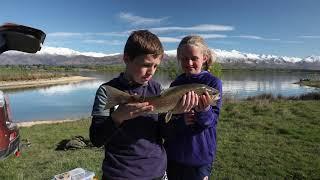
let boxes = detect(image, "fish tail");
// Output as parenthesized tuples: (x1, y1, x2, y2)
(103, 85, 132, 109)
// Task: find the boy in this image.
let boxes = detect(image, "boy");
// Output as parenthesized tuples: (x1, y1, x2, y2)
(90, 30, 166, 180)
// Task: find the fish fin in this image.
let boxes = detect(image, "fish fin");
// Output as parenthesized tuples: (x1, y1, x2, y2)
(165, 111, 173, 123)
(103, 85, 131, 109)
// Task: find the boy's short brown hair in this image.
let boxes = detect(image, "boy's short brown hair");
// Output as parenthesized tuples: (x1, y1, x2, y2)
(124, 30, 164, 60)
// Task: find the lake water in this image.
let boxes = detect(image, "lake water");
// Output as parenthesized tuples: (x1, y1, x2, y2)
(4, 70, 320, 122)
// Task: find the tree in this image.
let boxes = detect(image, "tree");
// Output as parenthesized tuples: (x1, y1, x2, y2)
(208, 62, 222, 78)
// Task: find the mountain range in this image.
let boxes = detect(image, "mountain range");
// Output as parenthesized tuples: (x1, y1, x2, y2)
(1, 47, 320, 70)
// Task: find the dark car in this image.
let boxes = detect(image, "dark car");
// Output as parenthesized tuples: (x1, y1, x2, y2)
(0, 23, 45, 159)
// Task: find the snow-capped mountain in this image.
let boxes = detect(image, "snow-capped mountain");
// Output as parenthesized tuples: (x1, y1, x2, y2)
(4, 46, 114, 58)
(164, 48, 320, 69)
(214, 49, 304, 64)
(303, 55, 320, 63)
(1, 46, 320, 70)
(212, 49, 320, 69)
(164, 50, 177, 56)
(0, 46, 123, 65)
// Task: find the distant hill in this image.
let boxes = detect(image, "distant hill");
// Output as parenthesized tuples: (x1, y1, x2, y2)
(1, 47, 320, 70)
(0, 52, 123, 65)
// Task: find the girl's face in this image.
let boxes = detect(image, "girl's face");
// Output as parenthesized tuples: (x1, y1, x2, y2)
(178, 45, 207, 75)
(124, 54, 161, 84)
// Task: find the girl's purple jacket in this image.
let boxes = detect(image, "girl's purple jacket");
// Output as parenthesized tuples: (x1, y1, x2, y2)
(164, 71, 222, 166)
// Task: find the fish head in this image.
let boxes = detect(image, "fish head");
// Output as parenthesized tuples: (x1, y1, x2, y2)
(208, 92, 220, 106)
(196, 85, 220, 106)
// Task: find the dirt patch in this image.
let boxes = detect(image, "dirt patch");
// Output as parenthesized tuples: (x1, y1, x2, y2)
(0, 76, 95, 90)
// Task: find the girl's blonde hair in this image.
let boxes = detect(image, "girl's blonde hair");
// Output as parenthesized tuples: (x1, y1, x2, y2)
(177, 35, 216, 71)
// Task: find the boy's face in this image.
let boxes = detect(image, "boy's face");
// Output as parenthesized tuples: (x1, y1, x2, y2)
(124, 54, 161, 84)
(178, 45, 207, 75)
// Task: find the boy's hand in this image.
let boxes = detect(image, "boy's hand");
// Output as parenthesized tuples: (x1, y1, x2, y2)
(172, 91, 199, 114)
(195, 91, 211, 112)
(184, 110, 196, 125)
(111, 102, 154, 126)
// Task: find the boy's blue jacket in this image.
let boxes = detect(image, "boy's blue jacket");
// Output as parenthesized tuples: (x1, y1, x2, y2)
(163, 71, 222, 166)
(90, 73, 166, 180)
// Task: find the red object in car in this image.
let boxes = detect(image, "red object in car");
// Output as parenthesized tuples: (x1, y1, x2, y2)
(0, 91, 20, 159)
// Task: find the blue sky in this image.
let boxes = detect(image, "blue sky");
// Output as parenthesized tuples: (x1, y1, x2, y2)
(1, 0, 320, 57)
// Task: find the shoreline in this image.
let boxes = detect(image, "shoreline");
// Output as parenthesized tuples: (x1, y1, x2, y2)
(0, 76, 95, 90)
(294, 80, 320, 88)
(17, 119, 83, 127)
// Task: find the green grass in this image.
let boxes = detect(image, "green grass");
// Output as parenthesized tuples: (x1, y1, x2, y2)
(215, 100, 320, 179)
(0, 100, 319, 179)
(0, 65, 77, 81)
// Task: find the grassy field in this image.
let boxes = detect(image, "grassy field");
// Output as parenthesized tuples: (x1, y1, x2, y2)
(0, 65, 77, 81)
(0, 100, 319, 179)
(214, 99, 320, 179)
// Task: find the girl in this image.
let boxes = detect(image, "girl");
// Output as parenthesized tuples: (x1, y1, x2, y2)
(164, 35, 222, 180)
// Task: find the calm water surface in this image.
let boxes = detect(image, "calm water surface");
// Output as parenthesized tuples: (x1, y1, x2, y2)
(4, 71, 319, 122)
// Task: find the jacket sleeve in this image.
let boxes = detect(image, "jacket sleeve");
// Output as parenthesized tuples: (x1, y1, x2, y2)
(89, 85, 118, 147)
(193, 78, 223, 132)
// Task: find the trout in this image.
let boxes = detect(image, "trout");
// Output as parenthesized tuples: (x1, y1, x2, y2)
(103, 83, 220, 122)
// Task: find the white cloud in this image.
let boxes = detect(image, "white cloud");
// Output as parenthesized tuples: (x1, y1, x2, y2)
(45, 41, 67, 46)
(48, 32, 83, 37)
(212, 41, 239, 45)
(48, 32, 128, 38)
(232, 35, 280, 41)
(233, 35, 262, 40)
(193, 34, 227, 39)
(298, 35, 320, 39)
(119, 12, 168, 26)
(83, 40, 106, 44)
(282, 40, 303, 44)
(160, 34, 227, 43)
(83, 39, 123, 45)
(149, 24, 234, 33)
(159, 37, 181, 43)
(94, 32, 128, 37)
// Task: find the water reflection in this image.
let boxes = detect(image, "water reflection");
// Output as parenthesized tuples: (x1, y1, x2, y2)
(221, 71, 319, 97)
(38, 80, 104, 95)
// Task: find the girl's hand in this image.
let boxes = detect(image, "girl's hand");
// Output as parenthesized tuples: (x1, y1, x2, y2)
(111, 102, 154, 126)
(184, 110, 196, 125)
(172, 91, 199, 114)
(195, 91, 211, 112)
